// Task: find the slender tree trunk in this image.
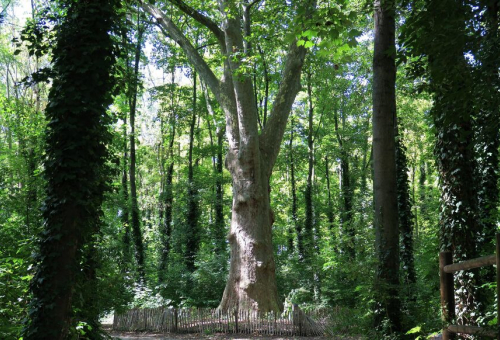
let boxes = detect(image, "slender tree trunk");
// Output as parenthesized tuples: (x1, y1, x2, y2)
(121, 116, 132, 267)
(334, 109, 354, 259)
(395, 128, 416, 290)
(129, 15, 146, 281)
(325, 155, 335, 237)
(214, 130, 226, 255)
(258, 45, 270, 127)
(304, 71, 315, 262)
(158, 114, 176, 282)
(202, 81, 226, 256)
(288, 117, 298, 254)
(372, 0, 401, 333)
(185, 71, 200, 274)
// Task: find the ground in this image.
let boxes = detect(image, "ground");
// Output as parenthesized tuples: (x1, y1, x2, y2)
(107, 330, 356, 340)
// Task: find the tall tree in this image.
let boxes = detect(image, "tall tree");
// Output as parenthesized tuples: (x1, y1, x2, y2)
(142, 0, 316, 312)
(475, 0, 500, 257)
(395, 129, 416, 290)
(158, 69, 177, 283)
(185, 71, 200, 274)
(23, 0, 118, 338)
(334, 100, 354, 260)
(402, 0, 482, 325)
(302, 69, 316, 265)
(372, 0, 401, 334)
(128, 10, 146, 281)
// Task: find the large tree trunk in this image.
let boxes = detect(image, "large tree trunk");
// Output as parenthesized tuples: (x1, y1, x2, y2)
(142, 0, 313, 313)
(23, 1, 118, 338)
(372, 0, 401, 333)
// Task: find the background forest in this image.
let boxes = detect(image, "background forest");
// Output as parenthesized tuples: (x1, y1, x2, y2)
(0, 0, 498, 339)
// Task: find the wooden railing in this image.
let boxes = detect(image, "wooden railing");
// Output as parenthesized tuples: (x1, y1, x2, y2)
(439, 234, 500, 339)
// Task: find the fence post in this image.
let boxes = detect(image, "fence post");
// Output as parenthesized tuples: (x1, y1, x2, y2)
(174, 308, 178, 333)
(234, 309, 239, 333)
(496, 233, 500, 340)
(440, 251, 455, 340)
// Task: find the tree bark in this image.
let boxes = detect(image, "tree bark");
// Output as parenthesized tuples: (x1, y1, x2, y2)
(372, 0, 401, 333)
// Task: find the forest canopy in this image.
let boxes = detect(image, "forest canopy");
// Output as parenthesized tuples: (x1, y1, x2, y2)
(0, 0, 498, 339)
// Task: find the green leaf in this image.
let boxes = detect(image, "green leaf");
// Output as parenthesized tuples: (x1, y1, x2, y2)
(406, 326, 421, 334)
(304, 41, 314, 48)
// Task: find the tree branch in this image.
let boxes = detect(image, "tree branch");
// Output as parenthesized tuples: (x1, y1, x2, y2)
(167, 0, 225, 47)
(141, 2, 223, 104)
(259, 41, 308, 177)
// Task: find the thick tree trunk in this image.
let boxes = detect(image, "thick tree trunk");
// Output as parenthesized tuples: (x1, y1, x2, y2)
(372, 0, 401, 333)
(142, 0, 313, 313)
(219, 155, 279, 312)
(476, 2, 499, 257)
(23, 1, 117, 338)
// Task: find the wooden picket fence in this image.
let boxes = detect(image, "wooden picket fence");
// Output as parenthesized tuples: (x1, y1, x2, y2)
(113, 305, 334, 336)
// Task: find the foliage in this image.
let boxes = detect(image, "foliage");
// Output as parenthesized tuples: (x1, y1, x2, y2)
(1, 0, 489, 338)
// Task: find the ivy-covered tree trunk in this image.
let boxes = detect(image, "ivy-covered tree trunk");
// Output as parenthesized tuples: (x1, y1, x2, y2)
(128, 14, 146, 281)
(23, 1, 118, 338)
(372, 0, 401, 334)
(424, 0, 481, 325)
(143, 0, 314, 313)
(395, 132, 416, 290)
(475, 1, 499, 257)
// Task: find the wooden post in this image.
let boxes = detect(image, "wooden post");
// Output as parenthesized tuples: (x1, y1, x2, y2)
(496, 234, 500, 340)
(440, 251, 455, 340)
(174, 308, 178, 332)
(234, 309, 239, 333)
